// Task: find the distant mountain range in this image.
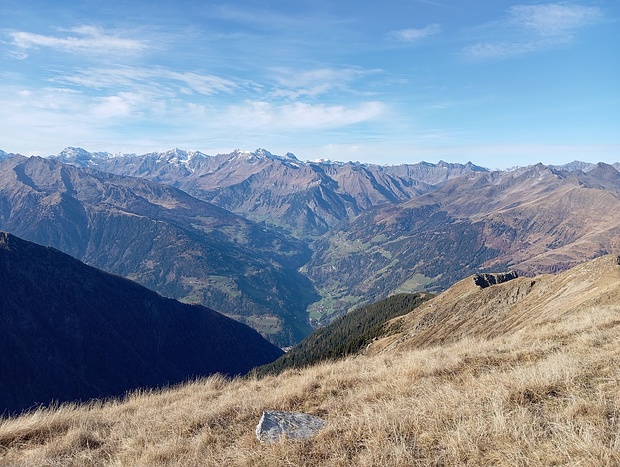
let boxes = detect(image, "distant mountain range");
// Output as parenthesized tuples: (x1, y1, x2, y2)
(51, 147, 488, 237)
(0, 155, 316, 346)
(2, 147, 620, 335)
(0, 231, 283, 414)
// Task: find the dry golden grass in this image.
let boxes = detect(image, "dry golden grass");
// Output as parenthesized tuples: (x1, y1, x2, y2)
(2, 257, 620, 466)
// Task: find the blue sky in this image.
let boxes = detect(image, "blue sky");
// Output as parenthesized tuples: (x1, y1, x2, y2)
(1, 0, 618, 168)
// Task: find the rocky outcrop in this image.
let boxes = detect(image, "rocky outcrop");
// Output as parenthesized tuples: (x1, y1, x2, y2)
(473, 271, 519, 289)
(255, 411, 326, 443)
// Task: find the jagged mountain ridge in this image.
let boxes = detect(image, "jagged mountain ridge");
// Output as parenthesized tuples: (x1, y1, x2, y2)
(0, 231, 283, 414)
(0, 155, 317, 346)
(51, 147, 488, 236)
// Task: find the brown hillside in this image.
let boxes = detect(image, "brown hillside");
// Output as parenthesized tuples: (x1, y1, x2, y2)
(388, 164, 620, 273)
(306, 164, 620, 319)
(370, 254, 620, 354)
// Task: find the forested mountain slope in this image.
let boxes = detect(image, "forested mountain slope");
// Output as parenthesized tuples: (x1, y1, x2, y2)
(255, 292, 433, 376)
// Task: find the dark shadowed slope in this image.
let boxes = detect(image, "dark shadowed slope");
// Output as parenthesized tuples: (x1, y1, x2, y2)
(0, 232, 283, 415)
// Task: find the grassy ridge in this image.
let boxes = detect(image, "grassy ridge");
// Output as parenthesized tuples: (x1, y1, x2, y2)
(1, 301, 618, 466)
(253, 293, 433, 377)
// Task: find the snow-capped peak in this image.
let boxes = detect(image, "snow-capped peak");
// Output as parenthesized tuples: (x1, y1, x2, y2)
(157, 148, 191, 163)
(254, 148, 274, 159)
(57, 147, 112, 166)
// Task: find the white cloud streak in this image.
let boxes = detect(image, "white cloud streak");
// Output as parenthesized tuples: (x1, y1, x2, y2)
(91, 93, 146, 118)
(268, 67, 379, 99)
(464, 3, 603, 60)
(222, 100, 386, 130)
(508, 3, 603, 37)
(389, 23, 442, 42)
(53, 66, 238, 96)
(0, 79, 388, 158)
(8, 25, 149, 57)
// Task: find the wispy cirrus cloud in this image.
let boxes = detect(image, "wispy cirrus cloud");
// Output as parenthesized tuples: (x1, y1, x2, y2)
(7, 25, 149, 58)
(53, 66, 239, 97)
(508, 3, 603, 37)
(464, 41, 540, 60)
(463, 3, 604, 60)
(268, 67, 380, 100)
(221, 100, 387, 130)
(53, 62, 380, 108)
(0, 65, 388, 155)
(388, 23, 442, 42)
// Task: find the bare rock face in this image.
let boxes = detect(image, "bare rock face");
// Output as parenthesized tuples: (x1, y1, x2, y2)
(473, 271, 519, 289)
(255, 411, 326, 443)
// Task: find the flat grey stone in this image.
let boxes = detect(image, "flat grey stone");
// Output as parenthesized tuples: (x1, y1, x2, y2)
(255, 410, 326, 443)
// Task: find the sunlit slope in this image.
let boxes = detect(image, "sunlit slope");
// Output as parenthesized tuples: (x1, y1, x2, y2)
(370, 254, 620, 354)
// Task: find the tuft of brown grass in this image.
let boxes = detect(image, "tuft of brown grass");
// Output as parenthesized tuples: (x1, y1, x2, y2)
(2, 257, 620, 465)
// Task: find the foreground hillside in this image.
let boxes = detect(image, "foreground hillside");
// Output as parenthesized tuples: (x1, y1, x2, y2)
(1, 255, 619, 465)
(0, 232, 283, 414)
